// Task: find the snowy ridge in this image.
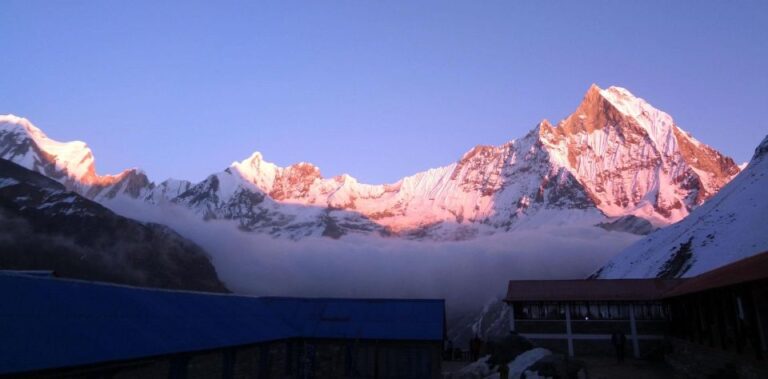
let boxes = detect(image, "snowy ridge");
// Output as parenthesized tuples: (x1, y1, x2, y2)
(594, 134, 768, 278)
(0, 115, 94, 181)
(0, 114, 149, 200)
(539, 85, 739, 225)
(168, 125, 604, 239)
(0, 85, 743, 240)
(599, 86, 677, 151)
(145, 178, 192, 204)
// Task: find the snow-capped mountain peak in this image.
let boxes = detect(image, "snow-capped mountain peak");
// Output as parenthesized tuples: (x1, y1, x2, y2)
(538, 84, 740, 225)
(0, 114, 150, 199)
(0, 114, 95, 182)
(598, 85, 677, 150)
(0, 85, 746, 240)
(230, 151, 281, 192)
(229, 151, 325, 201)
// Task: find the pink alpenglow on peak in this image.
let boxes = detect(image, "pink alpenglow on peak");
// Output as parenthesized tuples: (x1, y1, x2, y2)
(594, 133, 768, 279)
(0, 85, 743, 240)
(538, 84, 740, 225)
(0, 114, 150, 200)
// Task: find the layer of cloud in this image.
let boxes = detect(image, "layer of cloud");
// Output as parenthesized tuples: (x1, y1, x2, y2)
(106, 199, 640, 313)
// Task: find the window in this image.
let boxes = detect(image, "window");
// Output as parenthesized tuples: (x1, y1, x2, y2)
(588, 303, 601, 319)
(570, 302, 630, 320)
(572, 302, 589, 320)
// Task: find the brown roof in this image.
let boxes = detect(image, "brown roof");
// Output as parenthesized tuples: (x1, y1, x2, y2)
(504, 279, 685, 302)
(504, 252, 768, 302)
(663, 251, 768, 298)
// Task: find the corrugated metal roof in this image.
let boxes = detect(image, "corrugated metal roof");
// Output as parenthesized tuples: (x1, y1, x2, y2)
(504, 279, 685, 302)
(0, 274, 444, 375)
(663, 251, 768, 298)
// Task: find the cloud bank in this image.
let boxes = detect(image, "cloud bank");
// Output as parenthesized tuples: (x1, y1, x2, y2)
(106, 199, 640, 313)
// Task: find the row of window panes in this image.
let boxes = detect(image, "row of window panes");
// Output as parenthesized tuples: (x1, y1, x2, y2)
(514, 302, 669, 320)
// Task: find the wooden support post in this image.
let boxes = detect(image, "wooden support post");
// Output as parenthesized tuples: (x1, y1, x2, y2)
(734, 290, 745, 354)
(685, 298, 695, 342)
(509, 303, 516, 332)
(717, 292, 728, 350)
(697, 295, 706, 344)
(713, 294, 722, 349)
(629, 304, 640, 358)
(565, 303, 574, 357)
(750, 286, 767, 359)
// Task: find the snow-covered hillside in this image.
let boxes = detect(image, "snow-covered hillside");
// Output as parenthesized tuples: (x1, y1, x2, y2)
(0, 85, 741, 240)
(594, 135, 768, 278)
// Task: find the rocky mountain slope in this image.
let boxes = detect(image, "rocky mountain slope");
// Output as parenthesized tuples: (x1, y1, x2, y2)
(0, 85, 741, 240)
(447, 297, 513, 349)
(593, 135, 768, 279)
(0, 158, 228, 292)
(539, 85, 739, 224)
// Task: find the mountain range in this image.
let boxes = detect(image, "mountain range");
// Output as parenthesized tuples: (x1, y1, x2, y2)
(4, 84, 767, 342)
(0, 85, 742, 241)
(0, 159, 227, 292)
(453, 133, 767, 346)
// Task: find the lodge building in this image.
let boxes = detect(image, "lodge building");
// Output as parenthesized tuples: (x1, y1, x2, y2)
(505, 278, 682, 357)
(0, 272, 445, 378)
(504, 251, 768, 377)
(663, 252, 768, 376)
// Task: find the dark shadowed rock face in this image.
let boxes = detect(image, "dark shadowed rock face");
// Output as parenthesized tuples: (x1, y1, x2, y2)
(753, 135, 768, 161)
(657, 238, 695, 279)
(0, 159, 228, 293)
(596, 215, 655, 235)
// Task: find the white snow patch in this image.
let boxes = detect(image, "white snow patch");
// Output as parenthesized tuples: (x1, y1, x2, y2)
(482, 348, 551, 379)
(0, 178, 19, 189)
(452, 355, 492, 379)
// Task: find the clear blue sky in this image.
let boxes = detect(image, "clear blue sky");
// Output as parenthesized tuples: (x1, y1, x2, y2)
(1, 1, 766, 183)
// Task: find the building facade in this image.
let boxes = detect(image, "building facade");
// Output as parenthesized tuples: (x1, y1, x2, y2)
(505, 279, 682, 358)
(504, 252, 768, 375)
(663, 252, 768, 377)
(0, 273, 445, 378)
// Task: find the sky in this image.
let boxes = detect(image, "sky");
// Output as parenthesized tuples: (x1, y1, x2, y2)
(1, 1, 766, 184)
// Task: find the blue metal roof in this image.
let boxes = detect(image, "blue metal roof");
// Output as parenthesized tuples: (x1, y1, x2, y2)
(260, 297, 445, 341)
(0, 273, 444, 375)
